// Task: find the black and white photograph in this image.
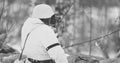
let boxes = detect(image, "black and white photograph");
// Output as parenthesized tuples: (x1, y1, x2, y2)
(0, 0, 120, 63)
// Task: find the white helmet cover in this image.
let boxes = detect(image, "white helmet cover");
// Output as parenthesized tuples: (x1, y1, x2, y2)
(32, 4, 54, 19)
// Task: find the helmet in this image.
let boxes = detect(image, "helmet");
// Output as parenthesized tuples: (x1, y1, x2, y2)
(32, 4, 54, 19)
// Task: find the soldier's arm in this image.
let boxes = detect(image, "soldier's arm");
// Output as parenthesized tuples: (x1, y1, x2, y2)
(40, 26, 68, 63)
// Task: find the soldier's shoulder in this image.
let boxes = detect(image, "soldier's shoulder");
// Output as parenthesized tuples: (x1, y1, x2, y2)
(36, 25, 53, 33)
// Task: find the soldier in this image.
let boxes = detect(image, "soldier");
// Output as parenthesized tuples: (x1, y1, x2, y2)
(21, 4, 68, 63)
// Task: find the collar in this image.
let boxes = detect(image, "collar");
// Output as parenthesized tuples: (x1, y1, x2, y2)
(25, 17, 43, 25)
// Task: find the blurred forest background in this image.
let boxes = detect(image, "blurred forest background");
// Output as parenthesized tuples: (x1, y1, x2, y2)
(1, 0, 120, 63)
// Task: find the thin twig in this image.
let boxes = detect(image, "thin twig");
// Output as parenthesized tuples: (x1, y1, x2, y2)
(64, 28, 120, 48)
(0, 0, 5, 21)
